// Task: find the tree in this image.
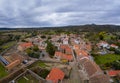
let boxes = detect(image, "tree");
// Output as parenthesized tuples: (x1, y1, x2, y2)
(41, 35, 46, 39)
(26, 48, 40, 58)
(26, 48, 33, 56)
(48, 36, 51, 40)
(33, 45, 39, 51)
(46, 41, 56, 57)
(112, 60, 120, 70)
(98, 31, 106, 40)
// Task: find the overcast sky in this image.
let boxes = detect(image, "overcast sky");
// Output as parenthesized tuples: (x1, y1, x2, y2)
(0, 0, 120, 27)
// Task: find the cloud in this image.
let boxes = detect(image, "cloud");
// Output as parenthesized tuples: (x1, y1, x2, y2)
(0, 0, 120, 27)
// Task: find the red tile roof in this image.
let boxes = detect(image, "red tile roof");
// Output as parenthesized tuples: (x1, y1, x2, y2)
(75, 50, 89, 57)
(55, 52, 73, 61)
(108, 70, 120, 77)
(20, 42, 33, 48)
(110, 44, 118, 48)
(46, 68, 65, 83)
(73, 44, 80, 50)
(60, 44, 72, 54)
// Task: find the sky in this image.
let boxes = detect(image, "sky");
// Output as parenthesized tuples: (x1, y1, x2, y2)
(0, 0, 120, 28)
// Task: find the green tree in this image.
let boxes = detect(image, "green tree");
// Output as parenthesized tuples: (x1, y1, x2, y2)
(46, 41, 56, 57)
(98, 31, 106, 40)
(41, 35, 46, 39)
(112, 60, 120, 70)
(33, 45, 39, 51)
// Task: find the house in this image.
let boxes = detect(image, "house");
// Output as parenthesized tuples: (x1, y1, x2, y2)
(97, 41, 109, 48)
(60, 44, 72, 55)
(63, 38, 69, 44)
(89, 74, 110, 83)
(79, 58, 102, 78)
(54, 52, 73, 61)
(73, 44, 80, 50)
(46, 68, 65, 83)
(85, 43, 92, 52)
(75, 49, 89, 59)
(78, 58, 110, 83)
(110, 44, 118, 49)
(17, 42, 33, 51)
(108, 70, 120, 77)
(6, 60, 21, 70)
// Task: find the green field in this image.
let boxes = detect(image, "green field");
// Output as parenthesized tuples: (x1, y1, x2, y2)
(0, 63, 8, 79)
(94, 54, 120, 65)
(28, 61, 48, 69)
(17, 74, 39, 83)
(1, 41, 16, 50)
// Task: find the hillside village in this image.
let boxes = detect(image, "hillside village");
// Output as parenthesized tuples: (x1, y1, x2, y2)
(0, 30, 120, 83)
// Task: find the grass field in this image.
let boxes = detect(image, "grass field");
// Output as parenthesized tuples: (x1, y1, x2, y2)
(94, 54, 120, 65)
(0, 63, 8, 79)
(28, 61, 48, 69)
(17, 74, 39, 83)
(1, 41, 16, 50)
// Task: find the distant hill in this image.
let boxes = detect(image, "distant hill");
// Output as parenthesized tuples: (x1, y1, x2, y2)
(0, 24, 120, 32)
(0, 28, 13, 31)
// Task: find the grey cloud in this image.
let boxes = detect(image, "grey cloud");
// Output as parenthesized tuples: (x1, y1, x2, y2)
(0, 0, 120, 27)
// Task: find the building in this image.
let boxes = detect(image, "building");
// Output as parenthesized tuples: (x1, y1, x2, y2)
(63, 38, 69, 44)
(17, 42, 33, 51)
(78, 58, 110, 83)
(6, 60, 21, 70)
(110, 44, 118, 49)
(46, 68, 65, 83)
(97, 41, 109, 48)
(59, 44, 72, 55)
(54, 52, 73, 61)
(108, 70, 120, 77)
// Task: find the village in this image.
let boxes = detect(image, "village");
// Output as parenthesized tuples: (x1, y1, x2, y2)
(0, 32, 120, 83)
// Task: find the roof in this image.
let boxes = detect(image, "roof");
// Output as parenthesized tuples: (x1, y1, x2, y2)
(108, 70, 120, 77)
(79, 58, 102, 77)
(110, 44, 118, 47)
(46, 68, 65, 83)
(19, 42, 33, 48)
(60, 44, 72, 54)
(73, 44, 80, 50)
(85, 44, 92, 51)
(89, 74, 110, 83)
(6, 60, 20, 70)
(60, 44, 70, 50)
(75, 50, 89, 57)
(55, 51, 73, 61)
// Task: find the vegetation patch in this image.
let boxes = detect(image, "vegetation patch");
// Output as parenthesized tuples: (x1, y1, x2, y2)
(17, 74, 39, 83)
(94, 54, 120, 65)
(28, 61, 48, 69)
(0, 62, 8, 79)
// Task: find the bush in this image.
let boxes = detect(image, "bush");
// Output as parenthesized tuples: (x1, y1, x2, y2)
(41, 35, 46, 39)
(112, 60, 120, 70)
(33, 45, 39, 51)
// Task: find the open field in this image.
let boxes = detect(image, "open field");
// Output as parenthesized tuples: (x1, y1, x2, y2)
(94, 54, 120, 65)
(0, 41, 16, 50)
(0, 62, 8, 79)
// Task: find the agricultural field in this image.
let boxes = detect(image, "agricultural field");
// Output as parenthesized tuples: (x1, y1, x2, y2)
(28, 61, 49, 69)
(0, 63, 8, 79)
(17, 74, 39, 83)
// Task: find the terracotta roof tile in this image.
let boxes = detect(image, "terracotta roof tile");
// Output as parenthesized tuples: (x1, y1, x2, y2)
(108, 70, 120, 76)
(46, 68, 65, 83)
